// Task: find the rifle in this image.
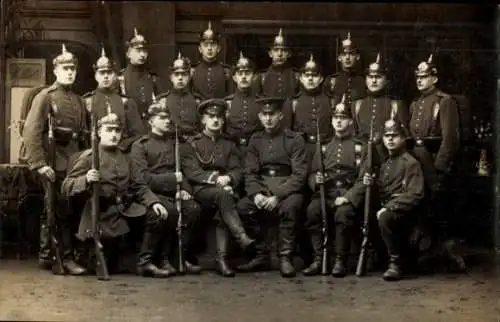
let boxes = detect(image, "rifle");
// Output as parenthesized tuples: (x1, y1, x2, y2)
(356, 117, 375, 277)
(175, 125, 185, 274)
(90, 110, 110, 281)
(47, 113, 64, 275)
(315, 121, 329, 275)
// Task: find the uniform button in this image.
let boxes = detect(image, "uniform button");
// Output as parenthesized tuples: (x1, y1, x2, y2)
(312, 108, 316, 113)
(337, 148, 342, 152)
(337, 154, 341, 157)
(243, 100, 247, 104)
(208, 67, 212, 71)
(336, 169, 340, 174)
(243, 105, 248, 109)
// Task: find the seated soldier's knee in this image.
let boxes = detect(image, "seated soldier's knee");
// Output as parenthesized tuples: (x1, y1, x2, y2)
(305, 199, 321, 221)
(145, 210, 163, 229)
(334, 204, 356, 226)
(279, 194, 303, 214)
(214, 189, 234, 203)
(377, 210, 397, 229)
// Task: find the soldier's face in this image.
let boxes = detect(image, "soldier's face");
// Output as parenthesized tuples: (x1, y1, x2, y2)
(338, 52, 359, 69)
(199, 41, 220, 61)
(332, 115, 352, 133)
(366, 74, 387, 93)
(259, 110, 283, 130)
(300, 71, 323, 91)
(127, 47, 148, 65)
(99, 125, 122, 147)
(268, 47, 290, 66)
(149, 113, 173, 134)
(233, 70, 254, 90)
(95, 70, 116, 89)
(416, 75, 437, 92)
(202, 113, 224, 132)
(383, 133, 404, 152)
(170, 71, 190, 90)
(54, 64, 77, 85)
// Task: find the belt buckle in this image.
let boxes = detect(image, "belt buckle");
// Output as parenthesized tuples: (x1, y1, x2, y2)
(72, 132, 78, 140)
(269, 169, 276, 176)
(239, 138, 247, 145)
(309, 135, 316, 142)
(336, 180, 343, 188)
(416, 139, 424, 146)
(116, 196, 122, 204)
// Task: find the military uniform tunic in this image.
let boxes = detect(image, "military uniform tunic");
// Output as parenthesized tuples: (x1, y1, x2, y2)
(118, 64, 162, 119)
(257, 65, 299, 99)
(323, 70, 366, 103)
(61, 145, 160, 240)
(82, 88, 147, 150)
(225, 88, 262, 146)
(191, 60, 232, 99)
(158, 89, 202, 137)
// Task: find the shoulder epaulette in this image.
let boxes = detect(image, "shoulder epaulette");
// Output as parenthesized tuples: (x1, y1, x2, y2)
(224, 94, 235, 101)
(79, 149, 93, 158)
(156, 91, 170, 100)
(284, 129, 300, 138)
(192, 92, 204, 101)
(135, 135, 150, 144)
(221, 63, 231, 69)
(118, 68, 126, 74)
(292, 92, 302, 99)
(46, 83, 58, 93)
(250, 131, 264, 140)
(81, 91, 95, 99)
(191, 61, 200, 67)
(436, 90, 450, 99)
(149, 71, 159, 77)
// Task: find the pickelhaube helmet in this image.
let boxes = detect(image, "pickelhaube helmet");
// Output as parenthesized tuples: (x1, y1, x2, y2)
(233, 51, 254, 72)
(383, 118, 407, 137)
(198, 98, 227, 117)
(93, 47, 115, 72)
(125, 27, 148, 49)
(199, 21, 220, 43)
(340, 32, 358, 54)
(270, 28, 289, 49)
(52, 43, 78, 67)
(98, 101, 122, 128)
(367, 53, 388, 75)
(415, 53, 438, 77)
(147, 92, 169, 119)
(301, 54, 321, 75)
(333, 95, 351, 118)
(171, 51, 191, 73)
(256, 97, 285, 113)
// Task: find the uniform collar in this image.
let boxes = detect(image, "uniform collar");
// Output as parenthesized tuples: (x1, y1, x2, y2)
(367, 89, 387, 98)
(96, 86, 115, 95)
(54, 82, 72, 92)
(236, 87, 255, 97)
(127, 63, 148, 73)
(201, 59, 220, 67)
(387, 147, 405, 159)
(419, 87, 438, 99)
(150, 131, 174, 140)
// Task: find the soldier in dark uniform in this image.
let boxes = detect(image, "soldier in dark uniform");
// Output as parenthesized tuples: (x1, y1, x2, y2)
(303, 100, 365, 277)
(182, 99, 255, 277)
(22, 44, 87, 275)
(61, 110, 172, 278)
(356, 118, 425, 281)
(129, 99, 203, 275)
(292, 54, 334, 157)
(352, 53, 408, 160)
(225, 52, 262, 153)
(82, 48, 146, 151)
(156, 53, 202, 139)
(324, 32, 366, 104)
(191, 21, 232, 99)
(236, 97, 308, 278)
(118, 28, 163, 120)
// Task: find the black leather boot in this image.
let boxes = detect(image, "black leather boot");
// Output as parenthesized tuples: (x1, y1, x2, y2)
(215, 227, 235, 277)
(236, 240, 270, 272)
(302, 233, 323, 276)
(62, 259, 87, 275)
(137, 232, 172, 278)
(279, 237, 296, 278)
(38, 223, 52, 270)
(158, 238, 178, 277)
(332, 225, 350, 278)
(221, 210, 255, 249)
(383, 255, 403, 281)
(331, 256, 347, 277)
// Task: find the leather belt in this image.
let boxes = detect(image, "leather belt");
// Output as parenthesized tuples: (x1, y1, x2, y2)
(99, 195, 132, 212)
(260, 165, 292, 177)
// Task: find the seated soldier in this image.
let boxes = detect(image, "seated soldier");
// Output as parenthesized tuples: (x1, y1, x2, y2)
(303, 98, 365, 277)
(354, 118, 425, 281)
(182, 98, 255, 277)
(61, 109, 171, 278)
(130, 99, 203, 275)
(236, 97, 308, 278)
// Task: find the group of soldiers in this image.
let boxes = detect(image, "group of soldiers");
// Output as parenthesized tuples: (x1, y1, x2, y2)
(19, 22, 460, 282)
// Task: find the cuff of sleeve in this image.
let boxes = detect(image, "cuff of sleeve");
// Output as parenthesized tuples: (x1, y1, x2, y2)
(73, 176, 90, 195)
(206, 171, 219, 184)
(29, 161, 47, 172)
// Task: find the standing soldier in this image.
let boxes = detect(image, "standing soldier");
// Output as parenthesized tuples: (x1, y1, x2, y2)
(324, 32, 366, 104)
(357, 118, 425, 281)
(22, 44, 88, 275)
(191, 21, 232, 100)
(156, 53, 202, 139)
(118, 28, 163, 120)
(352, 53, 408, 159)
(303, 100, 365, 277)
(225, 52, 262, 152)
(292, 54, 334, 156)
(83, 48, 146, 151)
(257, 28, 299, 100)
(182, 99, 255, 277)
(62, 109, 172, 278)
(129, 99, 203, 275)
(236, 97, 308, 278)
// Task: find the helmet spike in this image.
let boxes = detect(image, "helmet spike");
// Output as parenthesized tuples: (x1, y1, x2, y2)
(62, 43, 68, 54)
(427, 53, 433, 64)
(309, 53, 314, 62)
(177, 51, 182, 60)
(341, 94, 346, 104)
(347, 32, 351, 40)
(278, 28, 283, 37)
(239, 51, 244, 59)
(152, 91, 156, 103)
(100, 47, 106, 58)
(208, 20, 212, 30)
(376, 52, 381, 64)
(105, 100, 112, 115)
(134, 27, 139, 37)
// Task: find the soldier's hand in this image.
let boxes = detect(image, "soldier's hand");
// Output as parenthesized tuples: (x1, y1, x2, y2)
(152, 203, 168, 220)
(38, 166, 56, 182)
(215, 175, 231, 187)
(223, 185, 234, 195)
(176, 190, 192, 201)
(376, 207, 387, 220)
(253, 193, 266, 209)
(175, 171, 183, 183)
(315, 171, 324, 184)
(86, 169, 100, 183)
(363, 173, 375, 186)
(264, 196, 279, 211)
(334, 196, 349, 206)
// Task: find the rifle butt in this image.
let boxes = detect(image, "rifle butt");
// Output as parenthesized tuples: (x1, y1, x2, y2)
(355, 244, 368, 277)
(95, 241, 110, 281)
(50, 235, 65, 275)
(321, 249, 329, 275)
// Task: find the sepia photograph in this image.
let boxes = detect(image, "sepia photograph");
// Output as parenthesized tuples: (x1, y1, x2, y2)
(0, 1, 498, 321)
